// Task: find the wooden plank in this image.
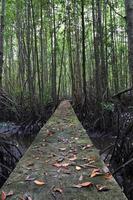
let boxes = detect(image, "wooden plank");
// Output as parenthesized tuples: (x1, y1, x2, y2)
(0, 101, 127, 200)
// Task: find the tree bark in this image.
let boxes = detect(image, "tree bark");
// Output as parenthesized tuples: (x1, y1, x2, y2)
(125, 0, 133, 86)
(0, 0, 6, 88)
(81, 0, 87, 102)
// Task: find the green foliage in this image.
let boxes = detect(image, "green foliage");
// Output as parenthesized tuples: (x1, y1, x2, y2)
(0, 0, 130, 106)
(101, 102, 115, 112)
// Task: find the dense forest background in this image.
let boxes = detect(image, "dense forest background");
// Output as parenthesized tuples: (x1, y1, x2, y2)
(0, 0, 131, 112)
(1, 1, 133, 199)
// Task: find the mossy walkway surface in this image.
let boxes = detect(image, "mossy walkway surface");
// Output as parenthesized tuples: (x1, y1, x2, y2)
(1, 101, 126, 200)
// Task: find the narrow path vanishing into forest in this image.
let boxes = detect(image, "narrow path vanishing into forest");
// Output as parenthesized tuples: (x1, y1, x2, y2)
(0, 101, 127, 200)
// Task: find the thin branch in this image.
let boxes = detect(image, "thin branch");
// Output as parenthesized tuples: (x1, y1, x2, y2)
(112, 87, 133, 98)
(107, 0, 125, 19)
(113, 158, 133, 175)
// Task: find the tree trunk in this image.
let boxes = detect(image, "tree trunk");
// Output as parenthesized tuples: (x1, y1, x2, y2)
(125, 0, 133, 86)
(31, 0, 41, 102)
(81, 0, 87, 102)
(0, 0, 6, 88)
(51, 0, 57, 103)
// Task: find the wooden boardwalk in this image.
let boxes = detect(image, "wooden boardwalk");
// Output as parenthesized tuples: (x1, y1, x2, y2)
(0, 101, 127, 200)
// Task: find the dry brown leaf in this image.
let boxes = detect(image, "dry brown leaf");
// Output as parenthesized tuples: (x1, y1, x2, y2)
(1, 191, 6, 200)
(104, 172, 112, 180)
(82, 144, 93, 150)
(79, 182, 93, 187)
(96, 184, 110, 192)
(76, 166, 81, 171)
(53, 162, 70, 168)
(34, 180, 45, 186)
(73, 182, 93, 188)
(53, 188, 63, 194)
(27, 162, 34, 167)
(60, 163, 70, 167)
(59, 148, 66, 151)
(90, 168, 102, 178)
(69, 155, 77, 161)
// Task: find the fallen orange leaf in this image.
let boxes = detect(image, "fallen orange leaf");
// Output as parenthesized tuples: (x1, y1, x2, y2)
(80, 182, 93, 187)
(91, 168, 100, 173)
(90, 168, 102, 178)
(53, 188, 63, 194)
(73, 182, 93, 188)
(104, 172, 112, 180)
(34, 180, 45, 186)
(53, 162, 70, 168)
(69, 155, 77, 161)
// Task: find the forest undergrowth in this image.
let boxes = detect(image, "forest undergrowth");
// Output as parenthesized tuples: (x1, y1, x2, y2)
(74, 89, 133, 200)
(0, 89, 56, 188)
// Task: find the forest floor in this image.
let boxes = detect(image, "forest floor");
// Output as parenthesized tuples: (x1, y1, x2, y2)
(0, 101, 126, 200)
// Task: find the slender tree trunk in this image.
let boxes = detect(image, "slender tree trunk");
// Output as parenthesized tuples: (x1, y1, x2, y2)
(125, 0, 133, 86)
(92, 0, 102, 102)
(73, 0, 82, 104)
(0, 0, 6, 88)
(81, 0, 87, 102)
(97, 0, 107, 97)
(27, 0, 32, 100)
(51, 0, 57, 103)
(57, 28, 66, 99)
(31, 0, 41, 102)
(40, 0, 44, 102)
(67, 0, 75, 100)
